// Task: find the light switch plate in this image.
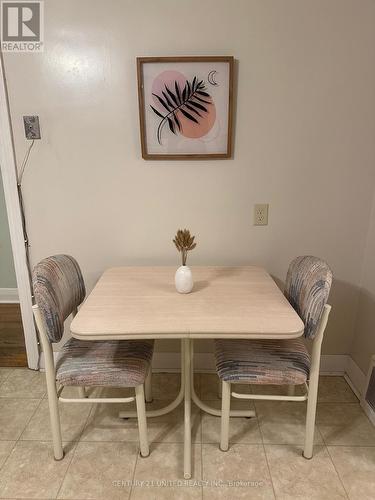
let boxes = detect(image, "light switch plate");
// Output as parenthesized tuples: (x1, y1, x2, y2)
(23, 116, 41, 140)
(254, 204, 269, 226)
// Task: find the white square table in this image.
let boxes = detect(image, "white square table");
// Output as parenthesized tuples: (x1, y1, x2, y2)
(70, 266, 304, 478)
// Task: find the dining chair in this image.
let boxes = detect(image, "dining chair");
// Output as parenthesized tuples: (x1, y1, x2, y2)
(214, 256, 332, 459)
(32, 254, 154, 460)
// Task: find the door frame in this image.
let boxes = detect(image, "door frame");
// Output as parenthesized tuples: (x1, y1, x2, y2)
(0, 53, 39, 369)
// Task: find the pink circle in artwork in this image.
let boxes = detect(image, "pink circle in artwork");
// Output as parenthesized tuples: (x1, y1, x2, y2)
(151, 70, 217, 140)
(178, 100, 216, 139)
(151, 70, 186, 111)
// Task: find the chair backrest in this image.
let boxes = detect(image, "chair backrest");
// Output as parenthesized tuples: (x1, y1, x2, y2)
(32, 255, 86, 343)
(285, 256, 332, 339)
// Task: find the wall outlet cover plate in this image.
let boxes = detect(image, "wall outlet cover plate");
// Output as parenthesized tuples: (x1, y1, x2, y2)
(23, 116, 41, 140)
(254, 203, 269, 226)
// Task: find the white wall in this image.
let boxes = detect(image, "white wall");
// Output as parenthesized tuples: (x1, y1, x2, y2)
(351, 190, 375, 375)
(3, 0, 375, 355)
(0, 176, 16, 288)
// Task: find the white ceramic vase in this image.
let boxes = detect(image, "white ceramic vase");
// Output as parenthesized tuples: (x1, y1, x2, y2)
(175, 266, 193, 294)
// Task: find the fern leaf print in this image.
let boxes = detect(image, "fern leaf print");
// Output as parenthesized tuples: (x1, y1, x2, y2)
(150, 71, 216, 145)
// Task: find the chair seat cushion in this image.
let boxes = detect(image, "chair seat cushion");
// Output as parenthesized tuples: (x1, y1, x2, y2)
(56, 338, 154, 387)
(214, 338, 310, 385)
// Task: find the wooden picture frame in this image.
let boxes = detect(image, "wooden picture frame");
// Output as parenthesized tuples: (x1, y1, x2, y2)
(137, 56, 234, 160)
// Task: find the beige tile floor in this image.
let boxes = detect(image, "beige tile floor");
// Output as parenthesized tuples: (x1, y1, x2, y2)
(0, 367, 374, 499)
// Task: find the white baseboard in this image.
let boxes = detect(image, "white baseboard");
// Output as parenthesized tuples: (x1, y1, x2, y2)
(319, 355, 348, 375)
(152, 352, 349, 375)
(38, 349, 367, 402)
(0, 287, 19, 303)
(151, 352, 215, 372)
(152, 353, 368, 403)
(39, 350, 217, 373)
(360, 355, 375, 426)
(41, 352, 349, 375)
(345, 356, 367, 399)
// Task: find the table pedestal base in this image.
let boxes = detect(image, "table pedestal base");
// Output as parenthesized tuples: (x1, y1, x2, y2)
(119, 339, 255, 479)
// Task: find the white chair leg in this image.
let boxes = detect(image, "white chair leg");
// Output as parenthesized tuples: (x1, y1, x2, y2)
(304, 305, 330, 458)
(303, 376, 319, 459)
(220, 380, 231, 451)
(135, 384, 149, 457)
(32, 307, 63, 460)
(77, 386, 86, 398)
(145, 369, 153, 403)
(45, 375, 63, 460)
(217, 377, 222, 399)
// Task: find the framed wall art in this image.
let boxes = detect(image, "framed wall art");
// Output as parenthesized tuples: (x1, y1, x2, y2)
(137, 56, 234, 160)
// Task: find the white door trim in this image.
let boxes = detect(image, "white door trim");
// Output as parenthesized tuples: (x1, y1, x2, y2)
(0, 53, 39, 369)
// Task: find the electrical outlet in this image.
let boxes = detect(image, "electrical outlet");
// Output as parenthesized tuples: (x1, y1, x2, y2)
(23, 116, 41, 140)
(254, 204, 269, 226)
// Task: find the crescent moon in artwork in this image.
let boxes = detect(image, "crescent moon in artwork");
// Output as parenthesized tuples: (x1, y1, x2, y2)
(207, 70, 219, 86)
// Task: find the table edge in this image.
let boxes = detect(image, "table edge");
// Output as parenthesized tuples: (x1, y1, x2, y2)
(71, 329, 305, 341)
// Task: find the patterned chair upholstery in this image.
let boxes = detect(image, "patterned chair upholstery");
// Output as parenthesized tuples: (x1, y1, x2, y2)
(56, 338, 154, 387)
(285, 256, 332, 340)
(215, 338, 310, 385)
(214, 256, 332, 385)
(33, 255, 86, 343)
(33, 254, 154, 387)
